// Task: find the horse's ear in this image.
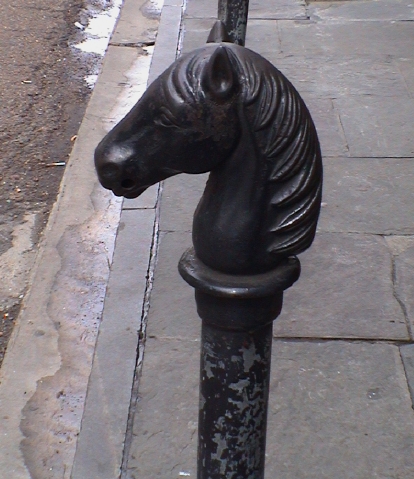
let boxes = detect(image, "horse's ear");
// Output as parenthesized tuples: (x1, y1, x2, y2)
(201, 46, 238, 101)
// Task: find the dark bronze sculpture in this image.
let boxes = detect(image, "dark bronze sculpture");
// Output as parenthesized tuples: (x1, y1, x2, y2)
(95, 25, 322, 479)
(95, 43, 322, 274)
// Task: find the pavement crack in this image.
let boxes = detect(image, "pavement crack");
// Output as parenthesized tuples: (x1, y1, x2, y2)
(399, 346, 414, 410)
(120, 183, 163, 478)
(395, 59, 413, 100)
(276, 21, 283, 55)
(331, 98, 350, 154)
(390, 252, 413, 340)
(381, 234, 413, 339)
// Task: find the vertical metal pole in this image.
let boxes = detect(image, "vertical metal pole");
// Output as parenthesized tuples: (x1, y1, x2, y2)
(179, 250, 300, 479)
(217, 0, 250, 45)
(198, 319, 273, 479)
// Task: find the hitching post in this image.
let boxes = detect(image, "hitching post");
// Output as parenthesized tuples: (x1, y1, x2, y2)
(179, 252, 300, 479)
(217, 0, 249, 45)
(178, 6, 316, 478)
(94, 4, 322, 477)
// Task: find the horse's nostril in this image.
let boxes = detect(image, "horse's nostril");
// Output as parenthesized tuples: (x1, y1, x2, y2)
(121, 178, 136, 190)
(100, 163, 121, 180)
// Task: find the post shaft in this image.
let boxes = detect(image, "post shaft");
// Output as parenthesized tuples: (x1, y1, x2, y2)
(179, 249, 300, 478)
(198, 320, 273, 479)
(217, 0, 250, 45)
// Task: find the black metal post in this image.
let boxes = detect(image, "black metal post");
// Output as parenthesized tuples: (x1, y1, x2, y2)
(198, 322, 272, 478)
(179, 250, 301, 479)
(94, 14, 323, 478)
(218, 0, 249, 45)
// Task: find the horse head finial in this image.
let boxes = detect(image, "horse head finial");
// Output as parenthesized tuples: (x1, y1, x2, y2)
(95, 43, 322, 274)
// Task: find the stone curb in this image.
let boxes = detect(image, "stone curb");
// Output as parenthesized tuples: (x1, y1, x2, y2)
(71, 2, 183, 477)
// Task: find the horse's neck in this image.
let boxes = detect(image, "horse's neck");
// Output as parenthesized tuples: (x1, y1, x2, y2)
(208, 130, 263, 229)
(193, 121, 266, 274)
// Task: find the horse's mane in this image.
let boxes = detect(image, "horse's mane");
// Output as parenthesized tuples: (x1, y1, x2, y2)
(164, 44, 322, 261)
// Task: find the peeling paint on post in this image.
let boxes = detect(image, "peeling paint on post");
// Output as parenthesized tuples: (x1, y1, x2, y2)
(218, 0, 249, 45)
(179, 252, 302, 479)
(199, 323, 272, 478)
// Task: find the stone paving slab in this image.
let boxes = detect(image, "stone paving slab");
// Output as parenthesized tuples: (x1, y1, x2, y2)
(185, 0, 307, 20)
(334, 96, 414, 157)
(300, 97, 349, 157)
(277, 19, 414, 58)
(183, 0, 216, 19)
(123, 184, 159, 209)
(397, 58, 414, 97)
(387, 236, 414, 335)
(269, 55, 410, 99)
(126, 339, 414, 478)
(126, 337, 199, 478)
(159, 174, 206, 233)
(248, 0, 307, 20)
(309, 0, 414, 22)
(245, 19, 281, 56)
(180, 17, 213, 53)
(145, 231, 200, 341)
(319, 158, 414, 235)
(273, 232, 409, 340)
(265, 341, 414, 478)
(181, 17, 281, 55)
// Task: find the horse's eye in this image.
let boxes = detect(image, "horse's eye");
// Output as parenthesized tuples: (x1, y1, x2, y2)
(157, 114, 174, 127)
(155, 108, 179, 128)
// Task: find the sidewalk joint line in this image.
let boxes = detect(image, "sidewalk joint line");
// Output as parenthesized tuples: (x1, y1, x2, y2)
(273, 337, 414, 344)
(122, 206, 156, 211)
(120, 183, 163, 478)
(317, 231, 414, 237)
(184, 15, 309, 21)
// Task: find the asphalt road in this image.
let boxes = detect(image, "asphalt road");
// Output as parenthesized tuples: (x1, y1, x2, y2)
(0, 0, 94, 364)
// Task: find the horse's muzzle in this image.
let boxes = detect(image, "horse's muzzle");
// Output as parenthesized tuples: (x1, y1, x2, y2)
(94, 141, 148, 198)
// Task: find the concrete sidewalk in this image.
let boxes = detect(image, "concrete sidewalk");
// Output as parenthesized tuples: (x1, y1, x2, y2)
(2, 0, 414, 478)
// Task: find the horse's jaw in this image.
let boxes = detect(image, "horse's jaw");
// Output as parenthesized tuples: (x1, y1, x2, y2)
(114, 185, 148, 199)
